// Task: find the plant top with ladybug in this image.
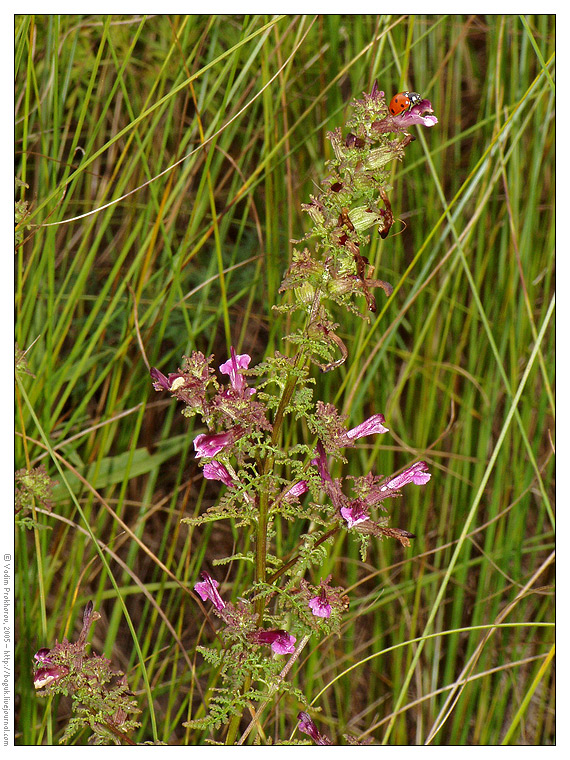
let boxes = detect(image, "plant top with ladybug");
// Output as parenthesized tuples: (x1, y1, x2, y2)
(277, 82, 437, 371)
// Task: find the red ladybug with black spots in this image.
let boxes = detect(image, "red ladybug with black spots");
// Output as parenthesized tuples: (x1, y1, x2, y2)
(389, 91, 422, 116)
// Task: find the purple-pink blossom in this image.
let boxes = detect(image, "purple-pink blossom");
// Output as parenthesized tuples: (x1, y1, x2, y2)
(345, 413, 389, 441)
(219, 347, 255, 397)
(34, 648, 53, 664)
(311, 441, 333, 483)
(194, 572, 226, 612)
(203, 461, 236, 488)
(33, 665, 68, 690)
(340, 501, 369, 528)
(194, 430, 237, 458)
(284, 480, 309, 501)
(150, 367, 185, 392)
(372, 98, 438, 133)
(382, 461, 431, 491)
(248, 629, 296, 654)
(399, 98, 438, 127)
(308, 593, 332, 619)
(297, 711, 332, 745)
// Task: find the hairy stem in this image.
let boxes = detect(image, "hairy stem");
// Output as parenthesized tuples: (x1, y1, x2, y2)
(224, 672, 253, 745)
(256, 351, 307, 599)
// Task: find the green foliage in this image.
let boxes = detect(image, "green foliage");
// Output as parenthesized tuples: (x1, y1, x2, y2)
(15, 465, 56, 515)
(185, 646, 306, 733)
(282, 530, 335, 577)
(181, 485, 258, 527)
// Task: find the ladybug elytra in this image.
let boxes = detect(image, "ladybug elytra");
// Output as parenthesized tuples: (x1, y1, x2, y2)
(389, 91, 422, 116)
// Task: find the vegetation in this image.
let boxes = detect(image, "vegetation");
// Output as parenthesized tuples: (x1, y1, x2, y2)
(15, 14, 554, 745)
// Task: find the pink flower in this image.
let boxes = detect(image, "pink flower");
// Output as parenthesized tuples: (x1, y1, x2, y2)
(311, 441, 333, 484)
(203, 461, 236, 488)
(345, 413, 389, 441)
(33, 648, 53, 664)
(33, 665, 68, 690)
(372, 98, 438, 133)
(382, 461, 431, 491)
(194, 430, 237, 458)
(297, 712, 332, 745)
(194, 572, 226, 612)
(150, 367, 184, 392)
(283, 480, 309, 501)
(396, 98, 438, 127)
(219, 347, 255, 397)
(340, 501, 369, 528)
(248, 629, 296, 654)
(308, 593, 331, 619)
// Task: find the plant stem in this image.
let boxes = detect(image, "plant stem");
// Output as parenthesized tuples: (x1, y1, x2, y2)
(229, 351, 308, 743)
(224, 672, 252, 745)
(256, 351, 307, 600)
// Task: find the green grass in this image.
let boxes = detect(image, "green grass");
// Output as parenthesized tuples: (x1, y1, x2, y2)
(15, 14, 554, 745)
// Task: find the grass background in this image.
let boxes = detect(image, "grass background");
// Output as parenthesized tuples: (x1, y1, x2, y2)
(15, 14, 555, 745)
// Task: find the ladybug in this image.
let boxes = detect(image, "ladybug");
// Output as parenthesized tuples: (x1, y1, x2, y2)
(389, 91, 422, 116)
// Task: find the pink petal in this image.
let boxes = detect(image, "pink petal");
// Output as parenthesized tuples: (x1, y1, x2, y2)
(383, 461, 431, 490)
(346, 413, 389, 440)
(194, 573, 226, 611)
(203, 461, 236, 487)
(340, 504, 369, 528)
(194, 431, 234, 458)
(308, 597, 331, 618)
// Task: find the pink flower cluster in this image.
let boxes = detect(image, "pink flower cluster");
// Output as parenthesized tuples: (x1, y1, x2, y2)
(312, 419, 431, 535)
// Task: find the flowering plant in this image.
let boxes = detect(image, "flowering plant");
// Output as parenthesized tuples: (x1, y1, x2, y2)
(147, 83, 436, 744)
(32, 602, 141, 745)
(34, 83, 437, 746)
